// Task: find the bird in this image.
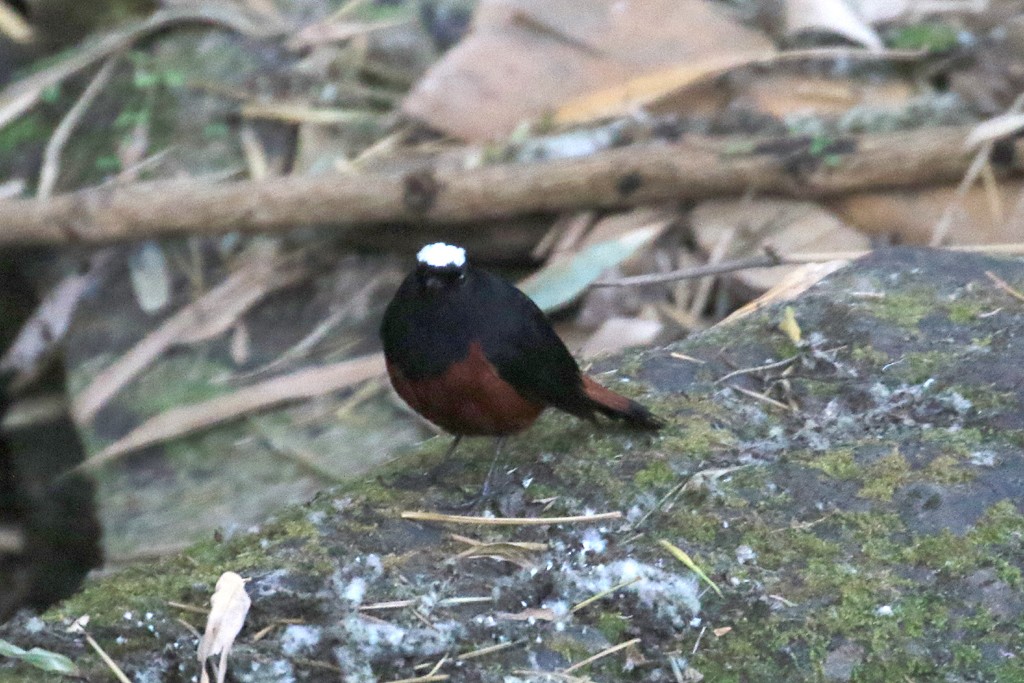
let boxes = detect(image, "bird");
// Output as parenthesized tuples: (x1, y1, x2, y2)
(380, 242, 663, 481)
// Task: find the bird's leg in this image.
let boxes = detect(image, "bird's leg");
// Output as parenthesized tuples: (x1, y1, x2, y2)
(449, 436, 507, 511)
(426, 435, 463, 488)
(443, 434, 463, 459)
(479, 436, 507, 500)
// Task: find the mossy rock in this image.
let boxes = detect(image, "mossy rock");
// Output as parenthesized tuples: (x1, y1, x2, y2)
(3, 247, 1024, 681)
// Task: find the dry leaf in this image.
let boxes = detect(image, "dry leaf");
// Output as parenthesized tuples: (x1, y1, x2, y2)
(722, 261, 850, 324)
(580, 316, 663, 359)
(403, 0, 774, 141)
(691, 199, 871, 294)
(785, 0, 883, 50)
(965, 111, 1024, 149)
(127, 241, 171, 314)
(742, 74, 915, 119)
(682, 465, 749, 494)
(778, 306, 802, 345)
(556, 50, 774, 125)
(198, 572, 251, 683)
(831, 182, 1024, 245)
(452, 540, 545, 569)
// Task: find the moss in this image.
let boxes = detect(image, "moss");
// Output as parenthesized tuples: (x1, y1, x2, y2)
(921, 454, 974, 484)
(837, 510, 906, 560)
(593, 612, 629, 642)
(806, 448, 859, 480)
(743, 523, 842, 574)
(858, 450, 910, 501)
(632, 460, 677, 489)
(948, 300, 982, 324)
(919, 427, 987, 454)
(545, 632, 593, 664)
(865, 291, 933, 328)
(850, 346, 890, 369)
(970, 499, 1024, 546)
(657, 419, 736, 460)
(970, 334, 993, 348)
(904, 529, 972, 572)
(671, 509, 722, 544)
(50, 505, 330, 624)
(896, 351, 946, 384)
(903, 500, 1024, 577)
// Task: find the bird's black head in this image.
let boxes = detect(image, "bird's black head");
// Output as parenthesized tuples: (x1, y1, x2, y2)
(414, 242, 468, 293)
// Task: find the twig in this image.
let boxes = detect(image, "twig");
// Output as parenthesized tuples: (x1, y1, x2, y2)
(714, 354, 799, 384)
(729, 384, 793, 411)
(68, 618, 132, 683)
(175, 618, 202, 638)
(571, 576, 641, 613)
(985, 270, 1024, 302)
(382, 671, 446, 683)
(594, 252, 784, 287)
(360, 596, 492, 611)
(401, 511, 622, 526)
(561, 637, 641, 674)
(167, 600, 208, 615)
(292, 658, 343, 673)
(0, 2, 31, 42)
(601, 243, 1024, 288)
(38, 57, 119, 199)
(511, 671, 592, 683)
(691, 626, 707, 655)
(456, 639, 525, 661)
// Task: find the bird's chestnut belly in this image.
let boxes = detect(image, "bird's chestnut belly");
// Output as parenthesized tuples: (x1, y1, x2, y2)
(386, 341, 543, 436)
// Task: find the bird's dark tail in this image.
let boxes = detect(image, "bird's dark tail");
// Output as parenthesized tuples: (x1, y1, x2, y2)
(582, 376, 664, 430)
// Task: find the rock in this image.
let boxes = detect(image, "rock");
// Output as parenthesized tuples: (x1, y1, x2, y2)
(4, 247, 1024, 680)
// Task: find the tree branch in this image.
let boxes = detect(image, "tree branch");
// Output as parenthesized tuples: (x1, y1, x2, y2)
(0, 126, 1009, 247)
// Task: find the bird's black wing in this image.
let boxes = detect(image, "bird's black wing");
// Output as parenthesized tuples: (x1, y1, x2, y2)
(472, 268, 596, 420)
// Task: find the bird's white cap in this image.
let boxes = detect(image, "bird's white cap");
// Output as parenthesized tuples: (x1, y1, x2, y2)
(416, 242, 466, 268)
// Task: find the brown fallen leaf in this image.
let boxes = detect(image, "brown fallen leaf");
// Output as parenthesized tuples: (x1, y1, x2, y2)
(402, 0, 774, 141)
(831, 181, 1024, 246)
(450, 542, 543, 569)
(691, 199, 871, 294)
(742, 73, 915, 119)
